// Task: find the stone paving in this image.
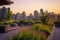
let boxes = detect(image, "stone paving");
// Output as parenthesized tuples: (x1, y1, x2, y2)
(47, 27, 60, 40)
(0, 26, 31, 40)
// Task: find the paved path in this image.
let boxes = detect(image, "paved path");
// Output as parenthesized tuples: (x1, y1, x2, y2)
(0, 26, 31, 40)
(47, 27, 60, 40)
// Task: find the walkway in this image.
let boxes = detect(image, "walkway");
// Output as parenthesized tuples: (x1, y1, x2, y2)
(0, 26, 31, 40)
(47, 27, 60, 40)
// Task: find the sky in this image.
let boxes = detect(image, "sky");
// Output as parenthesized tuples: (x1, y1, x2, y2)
(1, 0, 60, 15)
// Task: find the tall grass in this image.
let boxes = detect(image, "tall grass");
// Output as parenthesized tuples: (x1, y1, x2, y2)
(32, 24, 51, 37)
(10, 31, 46, 40)
(10, 24, 52, 40)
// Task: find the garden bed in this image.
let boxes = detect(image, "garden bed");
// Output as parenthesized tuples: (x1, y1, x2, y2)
(0, 25, 6, 33)
(6, 26, 19, 32)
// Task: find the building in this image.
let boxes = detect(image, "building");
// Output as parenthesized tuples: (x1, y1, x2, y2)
(0, 8, 2, 20)
(47, 12, 58, 22)
(12, 14, 16, 20)
(12, 11, 27, 20)
(21, 11, 26, 20)
(34, 10, 39, 19)
(2, 7, 8, 17)
(27, 13, 33, 20)
(15, 12, 20, 20)
(0, 7, 8, 21)
(40, 8, 44, 16)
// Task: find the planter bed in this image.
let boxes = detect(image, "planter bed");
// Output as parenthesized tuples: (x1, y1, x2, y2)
(0, 25, 6, 33)
(6, 27, 19, 32)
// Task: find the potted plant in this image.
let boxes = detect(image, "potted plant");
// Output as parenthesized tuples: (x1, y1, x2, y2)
(0, 25, 6, 33)
(54, 14, 60, 27)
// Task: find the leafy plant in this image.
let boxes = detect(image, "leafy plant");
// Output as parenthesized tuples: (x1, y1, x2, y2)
(0, 25, 6, 28)
(43, 28, 50, 37)
(32, 24, 42, 31)
(32, 24, 51, 37)
(10, 31, 46, 40)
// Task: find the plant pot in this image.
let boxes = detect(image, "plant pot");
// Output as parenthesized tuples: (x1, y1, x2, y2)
(54, 22, 60, 27)
(0, 26, 6, 33)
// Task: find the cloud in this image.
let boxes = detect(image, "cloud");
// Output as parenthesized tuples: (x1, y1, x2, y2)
(0, 0, 14, 6)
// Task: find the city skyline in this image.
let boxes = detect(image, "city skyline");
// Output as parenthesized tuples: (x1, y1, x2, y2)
(0, 0, 60, 15)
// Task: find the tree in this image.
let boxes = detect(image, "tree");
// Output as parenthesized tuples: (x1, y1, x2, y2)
(6, 8, 12, 20)
(0, 0, 13, 21)
(40, 12, 49, 24)
(0, 0, 13, 6)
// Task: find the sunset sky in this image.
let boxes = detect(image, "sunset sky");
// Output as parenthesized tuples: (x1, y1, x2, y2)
(1, 0, 60, 15)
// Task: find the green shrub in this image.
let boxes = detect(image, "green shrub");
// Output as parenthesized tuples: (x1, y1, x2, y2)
(42, 28, 50, 37)
(0, 25, 6, 28)
(10, 23, 17, 27)
(3, 22, 8, 25)
(32, 24, 42, 31)
(32, 24, 51, 37)
(0, 22, 3, 25)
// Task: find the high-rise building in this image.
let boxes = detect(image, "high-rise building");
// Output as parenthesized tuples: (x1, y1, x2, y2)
(15, 12, 20, 20)
(19, 14, 22, 20)
(2, 7, 8, 17)
(0, 9, 2, 20)
(54, 14, 59, 22)
(40, 8, 44, 16)
(34, 10, 39, 19)
(45, 10, 48, 15)
(0, 7, 8, 21)
(0, 7, 12, 21)
(48, 12, 56, 21)
(27, 13, 33, 20)
(0, 9, 2, 14)
(21, 11, 26, 20)
(12, 14, 16, 20)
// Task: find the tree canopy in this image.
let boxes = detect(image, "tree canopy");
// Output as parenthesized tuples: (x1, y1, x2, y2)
(0, 0, 13, 6)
